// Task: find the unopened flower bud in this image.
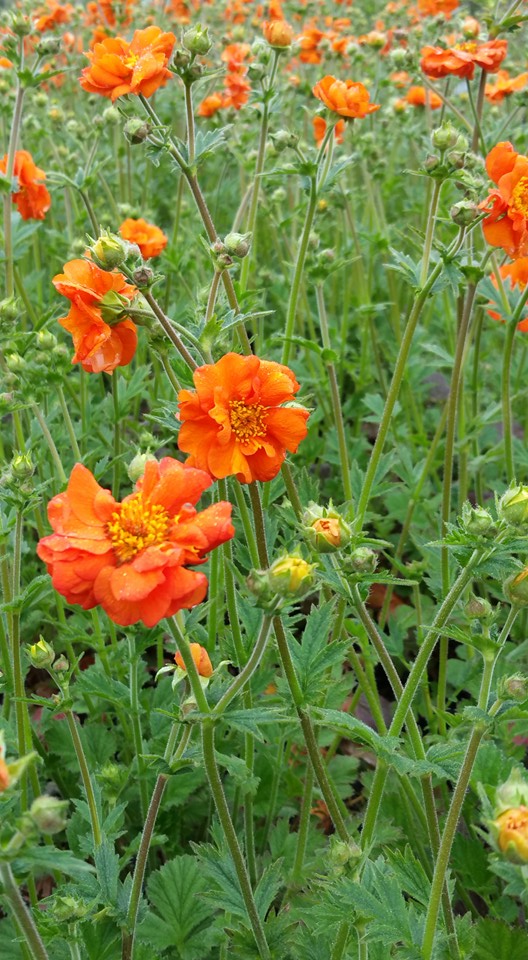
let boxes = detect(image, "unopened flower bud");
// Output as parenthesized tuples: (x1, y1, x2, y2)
(11, 14, 32, 36)
(464, 595, 492, 620)
(127, 451, 157, 483)
(30, 796, 69, 835)
(99, 289, 131, 323)
(498, 674, 528, 702)
(175, 642, 213, 678)
(36, 329, 57, 350)
(268, 555, 317, 598)
(461, 502, 494, 535)
(0, 757, 10, 792)
(499, 485, 528, 529)
(11, 453, 34, 480)
(124, 118, 152, 145)
(102, 105, 120, 125)
(303, 503, 351, 554)
(28, 638, 55, 669)
(493, 807, 528, 862)
(446, 150, 466, 170)
(53, 656, 69, 673)
(462, 17, 480, 39)
(0, 297, 20, 325)
(173, 48, 191, 69)
(91, 232, 128, 271)
(183, 24, 212, 56)
(504, 569, 528, 606)
(5, 353, 25, 373)
(224, 232, 252, 258)
(423, 154, 441, 173)
(350, 547, 378, 574)
(451, 200, 477, 225)
(262, 19, 294, 48)
(431, 122, 459, 151)
(270, 129, 298, 152)
(52, 895, 88, 922)
(494, 769, 528, 814)
(132, 265, 154, 287)
(35, 35, 61, 57)
(247, 62, 267, 81)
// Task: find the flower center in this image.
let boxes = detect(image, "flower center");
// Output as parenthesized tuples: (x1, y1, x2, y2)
(455, 41, 477, 53)
(511, 176, 528, 217)
(229, 400, 267, 442)
(505, 810, 528, 831)
(107, 497, 170, 563)
(124, 53, 139, 69)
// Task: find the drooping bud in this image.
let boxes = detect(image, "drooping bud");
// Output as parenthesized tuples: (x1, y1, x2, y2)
(28, 638, 55, 669)
(175, 642, 213, 678)
(90, 230, 128, 270)
(183, 24, 212, 57)
(224, 232, 252, 259)
(450, 200, 478, 226)
(463, 595, 493, 621)
(498, 674, 528, 702)
(124, 118, 152, 145)
(431, 122, 460, 151)
(270, 129, 298, 153)
(499, 485, 528, 529)
(29, 796, 69, 835)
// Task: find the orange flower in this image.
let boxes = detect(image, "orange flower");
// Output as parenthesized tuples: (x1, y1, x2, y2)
(262, 19, 294, 47)
(417, 0, 459, 16)
(298, 27, 325, 65)
(177, 353, 310, 484)
(224, 73, 251, 110)
(80, 26, 176, 101)
(37, 458, 234, 627)
(495, 806, 528, 862)
(473, 39, 508, 73)
(485, 69, 528, 103)
(421, 39, 507, 80)
(175, 642, 213, 677)
(198, 92, 225, 117)
(313, 116, 345, 147)
(34, 0, 73, 32)
(221, 42, 251, 72)
(489, 258, 528, 332)
(52, 258, 138, 373)
(0, 150, 51, 221)
(312, 76, 380, 119)
(0, 757, 9, 792)
(405, 85, 442, 109)
(119, 217, 167, 259)
(480, 141, 528, 258)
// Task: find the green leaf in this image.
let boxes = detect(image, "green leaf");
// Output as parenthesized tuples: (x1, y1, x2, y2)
(386, 846, 431, 907)
(14, 847, 95, 879)
(137, 855, 217, 958)
(95, 840, 120, 907)
(473, 918, 528, 960)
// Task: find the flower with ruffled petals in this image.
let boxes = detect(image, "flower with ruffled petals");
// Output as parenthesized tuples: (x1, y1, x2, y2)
(0, 150, 51, 221)
(405, 86, 442, 109)
(480, 141, 528, 258)
(119, 217, 167, 259)
(177, 353, 310, 484)
(313, 76, 380, 119)
(80, 26, 176, 101)
(313, 116, 345, 147)
(418, 0, 459, 16)
(52, 258, 138, 373)
(485, 69, 528, 103)
(421, 39, 507, 80)
(37, 459, 234, 627)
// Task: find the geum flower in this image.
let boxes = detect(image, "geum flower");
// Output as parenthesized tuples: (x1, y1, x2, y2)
(480, 141, 528, 258)
(80, 26, 176, 101)
(420, 39, 507, 80)
(485, 69, 528, 103)
(312, 76, 380, 119)
(0, 150, 51, 221)
(177, 353, 310, 484)
(119, 217, 167, 259)
(37, 458, 234, 627)
(53, 258, 138, 373)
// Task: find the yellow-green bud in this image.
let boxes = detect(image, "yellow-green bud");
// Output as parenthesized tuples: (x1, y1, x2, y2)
(267, 555, 317, 598)
(464, 595, 493, 620)
(127, 451, 157, 484)
(499, 485, 528, 529)
(183, 25, 212, 56)
(224, 232, 252, 258)
(28, 638, 55, 669)
(11, 453, 34, 480)
(504, 569, 528, 606)
(36, 329, 57, 351)
(30, 796, 69, 835)
(303, 502, 351, 554)
(124, 118, 152, 145)
(494, 768, 528, 816)
(90, 230, 128, 270)
(498, 674, 528, 702)
(431, 122, 459, 151)
(350, 547, 378, 574)
(461, 502, 494, 535)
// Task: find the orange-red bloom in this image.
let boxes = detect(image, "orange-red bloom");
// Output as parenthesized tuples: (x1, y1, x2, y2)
(313, 116, 345, 147)
(262, 19, 294, 47)
(485, 69, 528, 103)
(313, 76, 380, 119)
(177, 353, 310, 484)
(33, 0, 73, 32)
(489, 258, 528, 332)
(119, 217, 167, 259)
(198, 92, 225, 117)
(0, 150, 51, 221)
(405, 85, 442, 109)
(37, 459, 234, 627)
(175, 642, 213, 677)
(480, 142, 528, 258)
(53, 258, 138, 373)
(80, 26, 176, 101)
(417, 0, 459, 16)
(421, 39, 507, 80)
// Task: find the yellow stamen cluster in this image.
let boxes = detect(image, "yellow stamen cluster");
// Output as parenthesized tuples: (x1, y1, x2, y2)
(124, 53, 139, 69)
(229, 400, 267, 442)
(107, 497, 170, 564)
(511, 176, 528, 217)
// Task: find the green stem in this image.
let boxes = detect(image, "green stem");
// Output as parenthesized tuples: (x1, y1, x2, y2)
(32, 405, 67, 485)
(112, 372, 121, 499)
(65, 709, 102, 847)
(331, 921, 350, 960)
(420, 608, 517, 958)
(184, 83, 195, 167)
(502, 318, 518, 483)
(281, 176, 318, 365)
(291, 763, 314, 886)
(0, 863, 49, 960)
(315, 284, 354, 506)
(214, 615, 274, 715)
(57, 386, 81, 461)
(128, 636, 149, 820)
